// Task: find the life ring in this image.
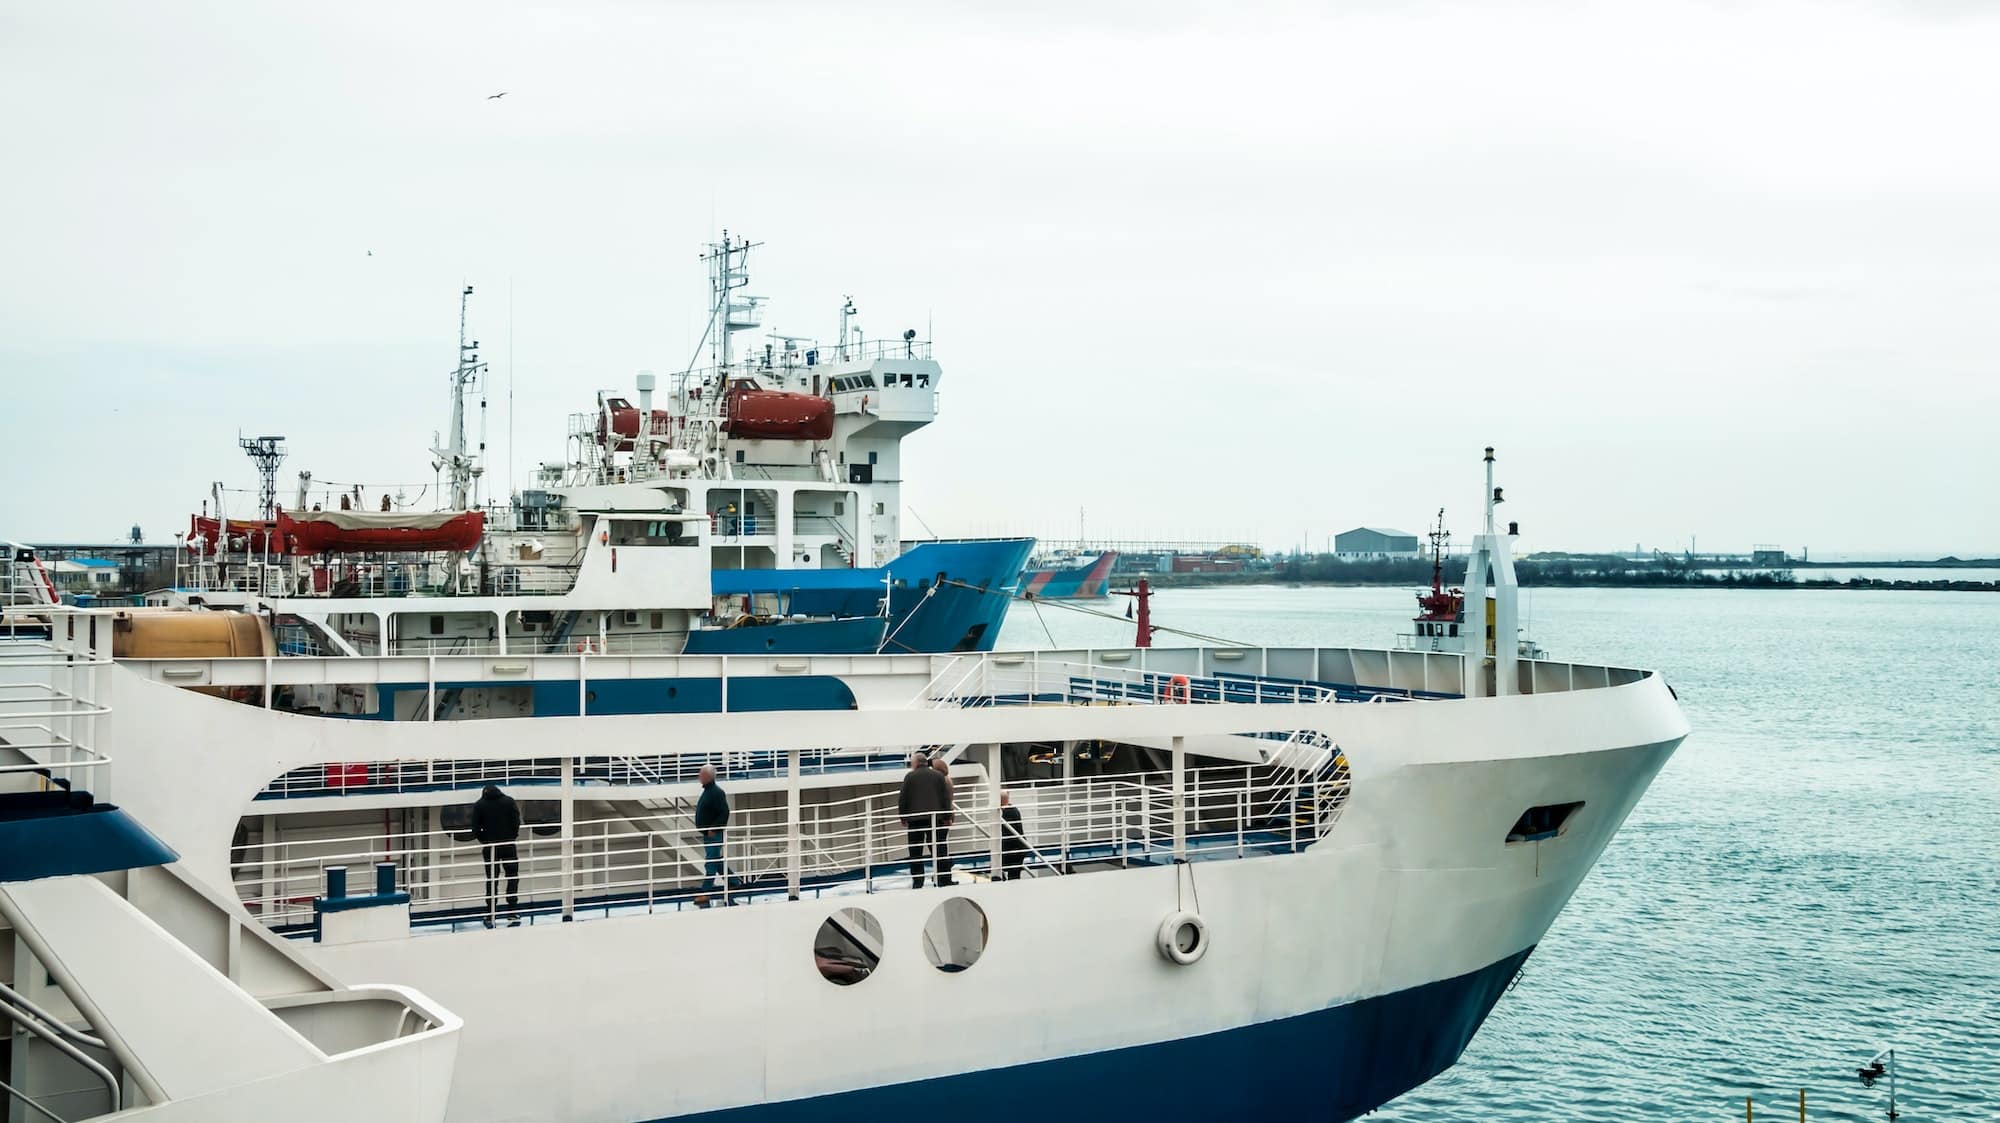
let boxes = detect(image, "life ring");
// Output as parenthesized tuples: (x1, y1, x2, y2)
(1156, 674, 1191, 704)
(1157, 911, 1208, 965)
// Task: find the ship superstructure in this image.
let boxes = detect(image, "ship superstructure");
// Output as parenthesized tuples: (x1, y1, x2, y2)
(169, 235, 1031, 664)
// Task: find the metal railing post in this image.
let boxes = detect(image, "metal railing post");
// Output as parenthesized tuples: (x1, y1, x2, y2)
(1241, 770, 1251, 856)
(560, 757, 575, 921)
(1171, 735, 1186, 862)
(786, 748, 802, 900)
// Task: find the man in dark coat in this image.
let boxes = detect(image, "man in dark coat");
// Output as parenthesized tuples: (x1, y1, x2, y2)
(898, 752, 953, 888)
(470, 784, 521, 927)
(1000, 791, 1028, 880)
(694, 764, 730, 906)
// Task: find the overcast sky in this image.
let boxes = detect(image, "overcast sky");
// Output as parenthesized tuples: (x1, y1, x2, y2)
(4, 1, 1996, 557)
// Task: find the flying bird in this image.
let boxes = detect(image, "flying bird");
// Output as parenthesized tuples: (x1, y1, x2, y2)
(487, 91, 507, 100)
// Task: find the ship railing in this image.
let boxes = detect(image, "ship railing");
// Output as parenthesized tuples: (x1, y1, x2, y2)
(233, 759, 1347, 931)
(918, 653, 1349, 709)
(0, 610, 115, 789)
(255, 748, 919, 800)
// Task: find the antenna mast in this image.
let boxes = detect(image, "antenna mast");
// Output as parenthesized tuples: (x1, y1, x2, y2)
(702, 231, 763, 379)
(433, 286, 488, 510)
(238, 435, 286, 519)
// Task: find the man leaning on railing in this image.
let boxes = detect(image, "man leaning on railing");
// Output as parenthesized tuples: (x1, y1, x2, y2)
(470, 785, 521, 928)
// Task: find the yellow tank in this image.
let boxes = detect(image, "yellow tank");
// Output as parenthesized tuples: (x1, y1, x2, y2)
(112, 610, 274, 659)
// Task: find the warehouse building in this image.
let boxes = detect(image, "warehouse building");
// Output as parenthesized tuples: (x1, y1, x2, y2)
(1334, 527, 1420, 559)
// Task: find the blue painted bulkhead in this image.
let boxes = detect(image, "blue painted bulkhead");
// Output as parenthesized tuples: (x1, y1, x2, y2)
(360, 675, 858, 719)
(682, 616, 885, 656)
(668, 945, 1533, 1123)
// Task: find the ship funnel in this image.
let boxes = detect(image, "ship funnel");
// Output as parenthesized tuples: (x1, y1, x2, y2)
(636, 371, 656, 430)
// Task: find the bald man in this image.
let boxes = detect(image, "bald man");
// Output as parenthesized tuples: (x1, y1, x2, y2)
(694, 764, 730, 906)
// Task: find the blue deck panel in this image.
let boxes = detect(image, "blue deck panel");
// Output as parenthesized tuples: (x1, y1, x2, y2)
(0, 790, 179, 881)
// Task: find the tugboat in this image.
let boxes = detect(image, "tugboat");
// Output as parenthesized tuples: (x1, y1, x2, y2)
(1018, 548, 1119, 599)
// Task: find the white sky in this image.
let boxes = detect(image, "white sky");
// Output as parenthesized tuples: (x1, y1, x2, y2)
(3, 1, 1996, 557)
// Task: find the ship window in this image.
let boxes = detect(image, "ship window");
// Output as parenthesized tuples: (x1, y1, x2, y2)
(814, 907, 883, 986)
(735, 450, 745, 464)
(923, 898, 989, 973)
(1506, 801, 1584, 843)
(429, 615, 444, 636)
(833, 501, 845, 516)
(868, 451, 878, 465)
(874, 503, 885, 516)
(650, 612, 664, 630)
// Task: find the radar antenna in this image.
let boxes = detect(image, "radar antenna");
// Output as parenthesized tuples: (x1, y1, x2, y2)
(238, 434, 287, 519)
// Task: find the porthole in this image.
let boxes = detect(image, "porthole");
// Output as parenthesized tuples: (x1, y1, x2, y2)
(922, 897, 989, 973)
(813, 907, 882, 986)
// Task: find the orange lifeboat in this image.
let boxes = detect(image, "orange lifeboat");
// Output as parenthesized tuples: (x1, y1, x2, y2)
(279, 509, 485, 554)
(724, 383, 834, 441)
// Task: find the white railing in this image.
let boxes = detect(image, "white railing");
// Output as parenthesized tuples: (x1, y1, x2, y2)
(257, 747, 915, 801)
(233, 759, 1349, 931)
(917, 653, 1347, 710)
(0, 614, 116, 788)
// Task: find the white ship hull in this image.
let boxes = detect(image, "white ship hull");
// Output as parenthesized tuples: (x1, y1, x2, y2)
(74, 651, 1684, 1122)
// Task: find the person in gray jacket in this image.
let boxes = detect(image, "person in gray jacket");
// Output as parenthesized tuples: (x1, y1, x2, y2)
(898, 752, 953, 888)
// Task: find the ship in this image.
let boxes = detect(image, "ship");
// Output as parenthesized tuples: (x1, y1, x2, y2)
(0, 447, 1689, 1121)
(166, 234, 1032, 663)
(1017, 548, 1118, 599)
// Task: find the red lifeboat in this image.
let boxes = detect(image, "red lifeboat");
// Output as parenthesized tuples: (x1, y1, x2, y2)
(278, 509, 485, 554)
(188, 515, 289, 555)
(724, 382, 834, 441)
(597, 397, 671, 452)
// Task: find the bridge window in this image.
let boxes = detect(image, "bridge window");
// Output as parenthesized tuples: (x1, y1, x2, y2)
(1506, 801, 1584, 843)
(814, 907, 883, 986)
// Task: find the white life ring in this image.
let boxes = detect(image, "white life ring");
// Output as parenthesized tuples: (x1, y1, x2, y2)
(1156, 910, 1208, 965)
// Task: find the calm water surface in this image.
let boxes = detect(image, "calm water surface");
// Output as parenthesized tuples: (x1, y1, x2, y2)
(997, 585, 2000, 1121)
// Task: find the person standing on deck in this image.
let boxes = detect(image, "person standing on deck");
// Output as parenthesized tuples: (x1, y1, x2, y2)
(470, 785, 521, 928)
(898, 753, 952, 888)
(694, 765, 730, 907)
(931, 756, 958, 886)
(999, 791, 1028, 880)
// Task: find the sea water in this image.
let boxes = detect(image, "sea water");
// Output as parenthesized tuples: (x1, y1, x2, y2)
(997, 586, 2000, 1121)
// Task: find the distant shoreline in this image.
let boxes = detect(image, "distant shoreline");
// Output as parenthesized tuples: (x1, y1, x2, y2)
(1131, 569, 2000, 594)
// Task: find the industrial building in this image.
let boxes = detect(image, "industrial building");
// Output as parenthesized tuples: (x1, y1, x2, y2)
(1334, 527, 1420, 559)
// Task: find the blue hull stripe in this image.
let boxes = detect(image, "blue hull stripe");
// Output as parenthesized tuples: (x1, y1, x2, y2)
(667, 946, 1532, 1122)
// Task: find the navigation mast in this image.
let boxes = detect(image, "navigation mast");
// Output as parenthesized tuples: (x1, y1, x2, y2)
(703, 232, 764, 379)
(432, 286, 488, 511)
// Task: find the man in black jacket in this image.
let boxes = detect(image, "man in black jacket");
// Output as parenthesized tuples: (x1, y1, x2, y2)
(470, 784, 521, 927)
(898, 752, 953, 888)
(999, 791, 1028, 880)
(694, 764, 730, 906)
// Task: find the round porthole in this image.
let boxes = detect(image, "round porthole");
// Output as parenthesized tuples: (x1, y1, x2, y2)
(922, 897, 989, 973)
(813, 907, 882, 986)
